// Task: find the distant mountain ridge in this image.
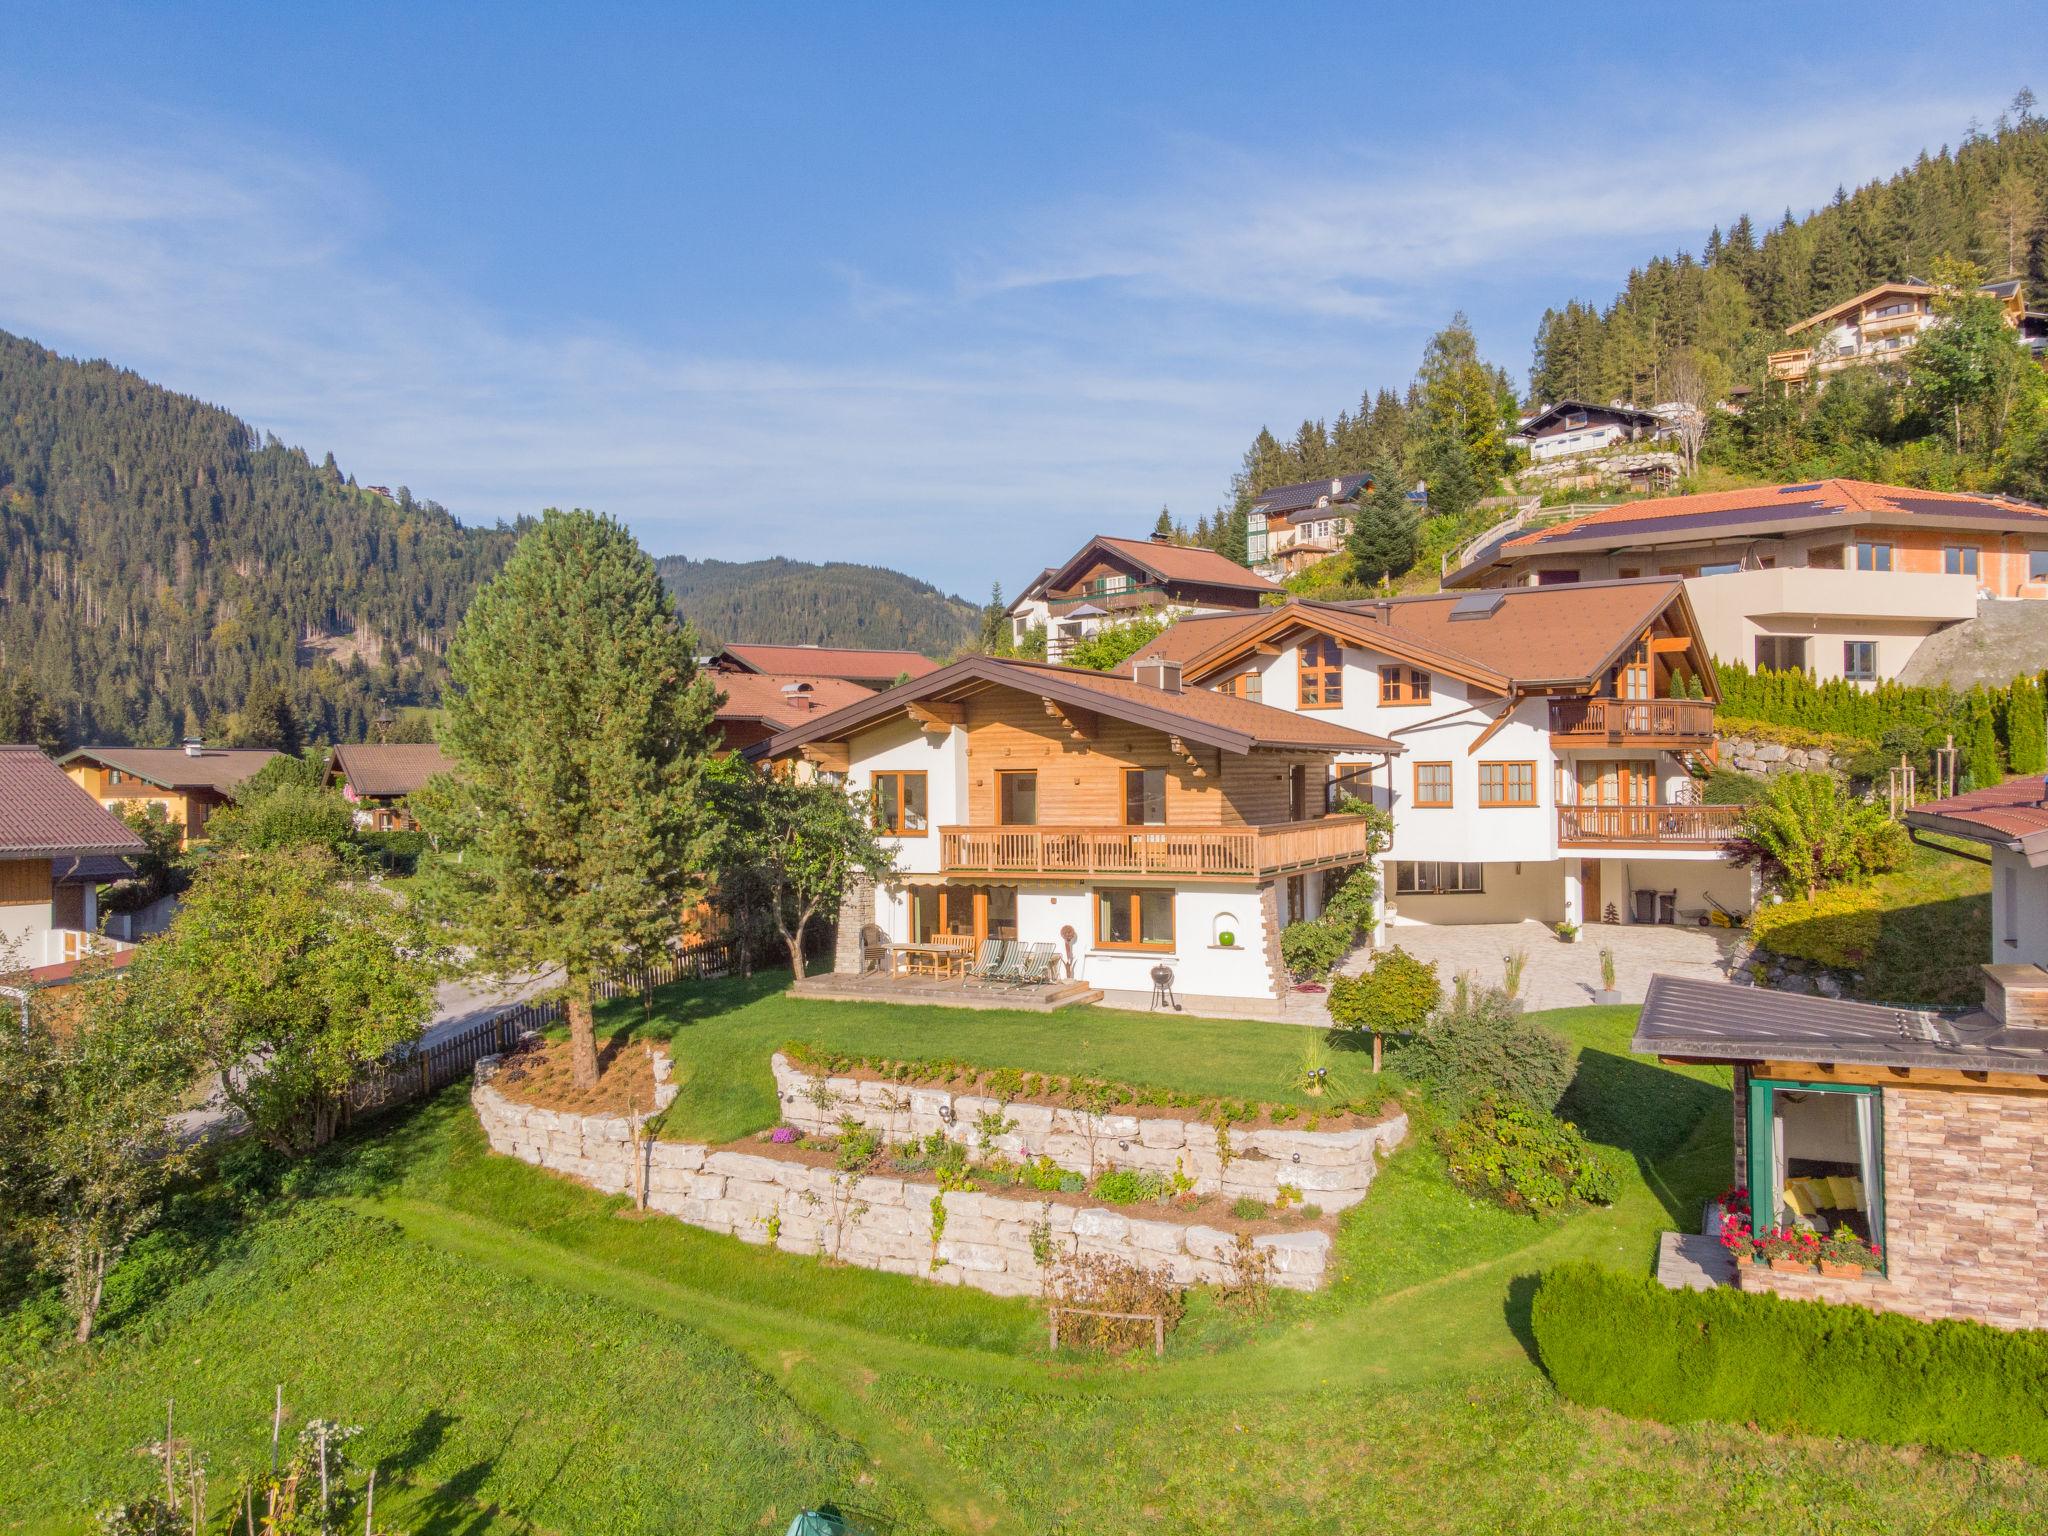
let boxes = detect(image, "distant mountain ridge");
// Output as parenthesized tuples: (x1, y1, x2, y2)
(655, 555, 977, 656)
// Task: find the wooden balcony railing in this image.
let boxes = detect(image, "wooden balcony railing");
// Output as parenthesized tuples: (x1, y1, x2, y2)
(1557, 803, 1744, 847)
(939, 815, 1380, 882)
(1549, 697, 1716, 745)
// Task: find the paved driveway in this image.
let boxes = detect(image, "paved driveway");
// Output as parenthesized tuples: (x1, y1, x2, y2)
(1352, 920, 1750, 1012)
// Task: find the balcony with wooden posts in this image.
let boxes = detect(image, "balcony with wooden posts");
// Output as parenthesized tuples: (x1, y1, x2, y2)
(1556, 802, 1743, 849)
(1768, 347, 1813, 383)
(1549, 697, 1716, 749)
(939, 814, 1381, 883)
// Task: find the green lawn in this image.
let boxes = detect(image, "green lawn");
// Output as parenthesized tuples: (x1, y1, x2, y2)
(7, 982, 2048, 1534)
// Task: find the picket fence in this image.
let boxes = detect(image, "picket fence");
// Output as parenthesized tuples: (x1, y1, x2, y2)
(341, 929, 820, 1124)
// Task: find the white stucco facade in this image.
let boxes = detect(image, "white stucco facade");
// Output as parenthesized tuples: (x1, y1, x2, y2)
(1993, 848, 2048, 969)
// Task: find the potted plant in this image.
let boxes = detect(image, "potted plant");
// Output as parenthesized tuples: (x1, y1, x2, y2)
(1593, 945, 1623, 1006)
(1555, 919, 1580, 944)
(1757, 1225, 1821, 1273)
(1718, 1213, 1757, 1267)
(1819, 1226, 1881, 1279)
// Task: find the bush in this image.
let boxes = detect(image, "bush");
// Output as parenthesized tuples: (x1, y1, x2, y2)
(1047, 1251, 1184, 1354)
(1091, 1169, 1168, 1205)
(1063, 614, 1173, 672)
(1389, 985, 1574, 1112)
(1326, 946, 1441, 1042)
(358, 829, 428, 875)
(1438, 1096, 1618, 1213)
(1751, 885, 1883, 968)
(833, 1117, 880, 1171)
(1280, 920, 1349, 982)
(1726, 772, 1908, 900)
(1531, 1259, 2048, 1462)
(1699, 767, 1765, 805)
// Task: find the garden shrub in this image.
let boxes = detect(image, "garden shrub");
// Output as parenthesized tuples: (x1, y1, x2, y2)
(1727, 772, 1908, 900)
(1438, 1095, 1618, 1213)
(1047, 1252, 1185, 1354)
(1699, 767, 1765, 805)
(1090, 1169, 1168, 1205)
(1280, 919, 1349, 981)
(1531, 1259, 2048, 1462)
(1389, 985, 1574, 1112)
(1751, 885, 1883, 969)
(1327, 946, 1441, 1043)
(833, 1117, 881, 1171)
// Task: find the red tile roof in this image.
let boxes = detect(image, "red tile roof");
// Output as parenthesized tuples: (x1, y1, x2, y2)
(0, 746, 150, 857)
(714, 672, 875, 729)
(714, 644, 943, 682)
(1495, 479, 2048, 562)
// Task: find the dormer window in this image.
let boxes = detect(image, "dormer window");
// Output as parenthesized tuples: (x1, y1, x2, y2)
(1563, 410, 1588, 429)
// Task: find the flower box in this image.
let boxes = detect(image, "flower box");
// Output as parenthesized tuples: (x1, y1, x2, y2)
(1768, 1256, 1812, 1274)
(1818, 1259, 1863, 1279)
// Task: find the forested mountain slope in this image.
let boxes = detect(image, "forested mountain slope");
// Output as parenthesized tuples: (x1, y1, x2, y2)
(0, 330, 520, 744)
(656, 555, 976, 655)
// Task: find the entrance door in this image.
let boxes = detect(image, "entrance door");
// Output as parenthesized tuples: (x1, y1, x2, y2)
(1582, 860, 1603, 925)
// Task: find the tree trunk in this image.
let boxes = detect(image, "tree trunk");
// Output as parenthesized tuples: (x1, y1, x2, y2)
(566, 975, 599, 1088)
(785, 915, 808, 981)
(74, 1252, 104, 1344)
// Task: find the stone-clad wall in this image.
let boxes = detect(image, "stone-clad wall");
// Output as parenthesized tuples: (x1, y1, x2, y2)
(473, 1070, 1332, 1298)
(1740, 1084, 2048, 1332)
(770, 1053, 1407, 1211)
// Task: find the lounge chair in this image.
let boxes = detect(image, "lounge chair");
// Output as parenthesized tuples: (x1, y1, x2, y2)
(966, 939, 1006, 984)
(988, 941, 1026, 986)
(1019, 942, 1060, 984)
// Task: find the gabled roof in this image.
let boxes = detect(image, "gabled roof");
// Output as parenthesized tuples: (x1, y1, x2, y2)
(329, 742, 456, 799)
(1520, 398, 1658, 434)
(1043, 536, 1283, 597)
(1786, 277, 2025, 336)
(746, 655, 1402, 762)
(1250, 473, 1374, 518)
(711, 644, 943, 682)
(59, 745, 280, 795)
(1455, 479, 2048, 579)
(1905, 778, 2048, 866)
(714, 672, 875, 729)
(0, 746, 150, 858)
(1124, 579, 1710, 696)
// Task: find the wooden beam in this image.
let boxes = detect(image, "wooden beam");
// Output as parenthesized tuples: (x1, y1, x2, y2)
(906, 700, 962, 735)
(800, 741, 850, 773)
(1041, 697, 1096, 741)
(1254, 641, 1282, 656)
(1467, 691, 1523, 754)
(1650, 636, 1693, 654)
(1757, 1058, 2048, 1095)
(1168, 736, 1209, 778)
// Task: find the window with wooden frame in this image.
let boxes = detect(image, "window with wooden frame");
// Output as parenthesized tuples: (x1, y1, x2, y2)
(1095, 887, 1174, 951)
(1214, 669, 1262, 703)
(1608, 638, 1651, 701)
(1944, 544, 1979, 577)
(1413, 761, 1453, 808)
(1394, 861, 1484, 895)
(1478, 761, 1537, 807)
(1379, 665, 1431, 705)
(870, 770, 929, 836)
(1122, 767, 1166, 826)
(998, 771, 1037, 825)
(1298, 636, 1344, 708)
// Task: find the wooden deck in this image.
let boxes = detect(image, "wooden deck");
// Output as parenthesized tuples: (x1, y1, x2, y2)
(938, 814, 1379, 883)
(791, 971, 1105, 1012)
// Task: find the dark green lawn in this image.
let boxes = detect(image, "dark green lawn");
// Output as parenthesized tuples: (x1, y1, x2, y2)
(9, 984, 2048, 1534)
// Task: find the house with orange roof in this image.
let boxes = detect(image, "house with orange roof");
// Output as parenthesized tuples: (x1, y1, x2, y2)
(1121, 581, 1753, 936)
(1008, 533, 1283, 661)
(748, 653, 1399, 1006)
(710, 672, 876, 756)
(708, 643, 942, 691)
(1442, 479, 2048, 685)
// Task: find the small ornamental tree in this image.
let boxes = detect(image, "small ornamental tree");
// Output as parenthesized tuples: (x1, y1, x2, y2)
(1327, 945, 1441, 1072)
(141, 845, 439, 1152)
(730, 771, 897, 978)
(1958, 686, 2004, 789)
(419, 510, 721, 1087)
(1725, 772, 1908, 900)
(0, 962, 193, 1342)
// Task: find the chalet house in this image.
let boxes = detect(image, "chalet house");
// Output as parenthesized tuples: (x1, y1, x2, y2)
(1122, 579, 1752, 933)
(748, 654, 1400, 1004)
(1769, 277, 2035, 388)
(327, 742, 456, 832)
(0, 745, 146, 976)
(1513, 400, 1665, 464)
(1637, 967, 2048, 1332)
(1246, 473, 1373, 578)
(1007, 535, 1282, 661)
(709, 644, 942, 692)
(1905, 779, 2048, 968)
(60, 742, 280, 847)
(710, 672, 874, 756)
(1442, 479, 2048, 686)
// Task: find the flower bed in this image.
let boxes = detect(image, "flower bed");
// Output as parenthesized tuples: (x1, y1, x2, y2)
(769, 1050, 1407, 1211)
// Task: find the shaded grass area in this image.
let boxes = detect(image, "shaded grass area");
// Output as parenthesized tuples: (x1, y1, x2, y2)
(615, 972, 1399, 1144)
(11, 987, 2048, 1533)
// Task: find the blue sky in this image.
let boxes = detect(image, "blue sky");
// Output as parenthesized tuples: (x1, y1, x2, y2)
(0, 2, 2033, 599)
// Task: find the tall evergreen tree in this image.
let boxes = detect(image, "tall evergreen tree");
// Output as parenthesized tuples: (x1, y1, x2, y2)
(419, 509, 721, 1088)
(1345, 465, 1420, 585)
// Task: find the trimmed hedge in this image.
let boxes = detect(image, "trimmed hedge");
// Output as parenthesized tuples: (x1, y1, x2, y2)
(1750, 885, 1883, 968)
(1531, 1260, 2048, 1461)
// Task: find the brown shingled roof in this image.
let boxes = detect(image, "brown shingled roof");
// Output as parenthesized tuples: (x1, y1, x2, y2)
(0, 746, 150, 858)
(714, 672, 875, 729)
(58, 745, 280, 795)
(713, 644, 942, 682)
(1905, 777, 2048, 858)
(1047, 536, 1283, 595)
(330, 742, 456, 800)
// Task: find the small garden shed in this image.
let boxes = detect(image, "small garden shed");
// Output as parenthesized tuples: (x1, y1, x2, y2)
(1635, 968, 2048, 1331)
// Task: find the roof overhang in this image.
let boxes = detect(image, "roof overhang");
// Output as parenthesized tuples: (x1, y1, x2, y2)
(1169, 603, 1512, 695)
(1904, 808, 2048, 868)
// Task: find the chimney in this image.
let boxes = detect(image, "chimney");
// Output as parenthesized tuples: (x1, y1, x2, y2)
(183, 737, 204, 757)
(1983, 963, 2048, 1029)
(1329, 478, 1342, 496)
(1133, 657, 1183, 694)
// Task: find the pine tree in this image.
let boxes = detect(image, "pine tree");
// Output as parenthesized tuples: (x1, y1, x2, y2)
(418, 510, 721, 1088)
(229, 673, 303, 754)
(1345, 464, 1419, 585)
(1152, 506, 1176, 539)
(2003, 674, 2047, 774)
(1960, 686, 2005, 789)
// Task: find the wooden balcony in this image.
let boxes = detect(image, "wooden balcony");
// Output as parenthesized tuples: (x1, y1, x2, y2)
(1768, 347, 1812, 382)
(939, 815, 1381, 883)
(1557, 803, 1743, 848)
(1550, 697, 1715, 748)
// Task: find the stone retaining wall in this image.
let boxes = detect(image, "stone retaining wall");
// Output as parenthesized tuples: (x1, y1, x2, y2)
(770, 1053, 1406, 1211)
(473, 1066, 1332, 1298)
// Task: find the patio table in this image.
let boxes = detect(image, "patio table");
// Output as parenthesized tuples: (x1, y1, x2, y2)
(885, 941, 970, 979)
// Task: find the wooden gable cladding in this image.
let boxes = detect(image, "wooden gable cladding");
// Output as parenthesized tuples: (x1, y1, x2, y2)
(0, 858, 53, 907)
(956, 688, 1326, 829)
